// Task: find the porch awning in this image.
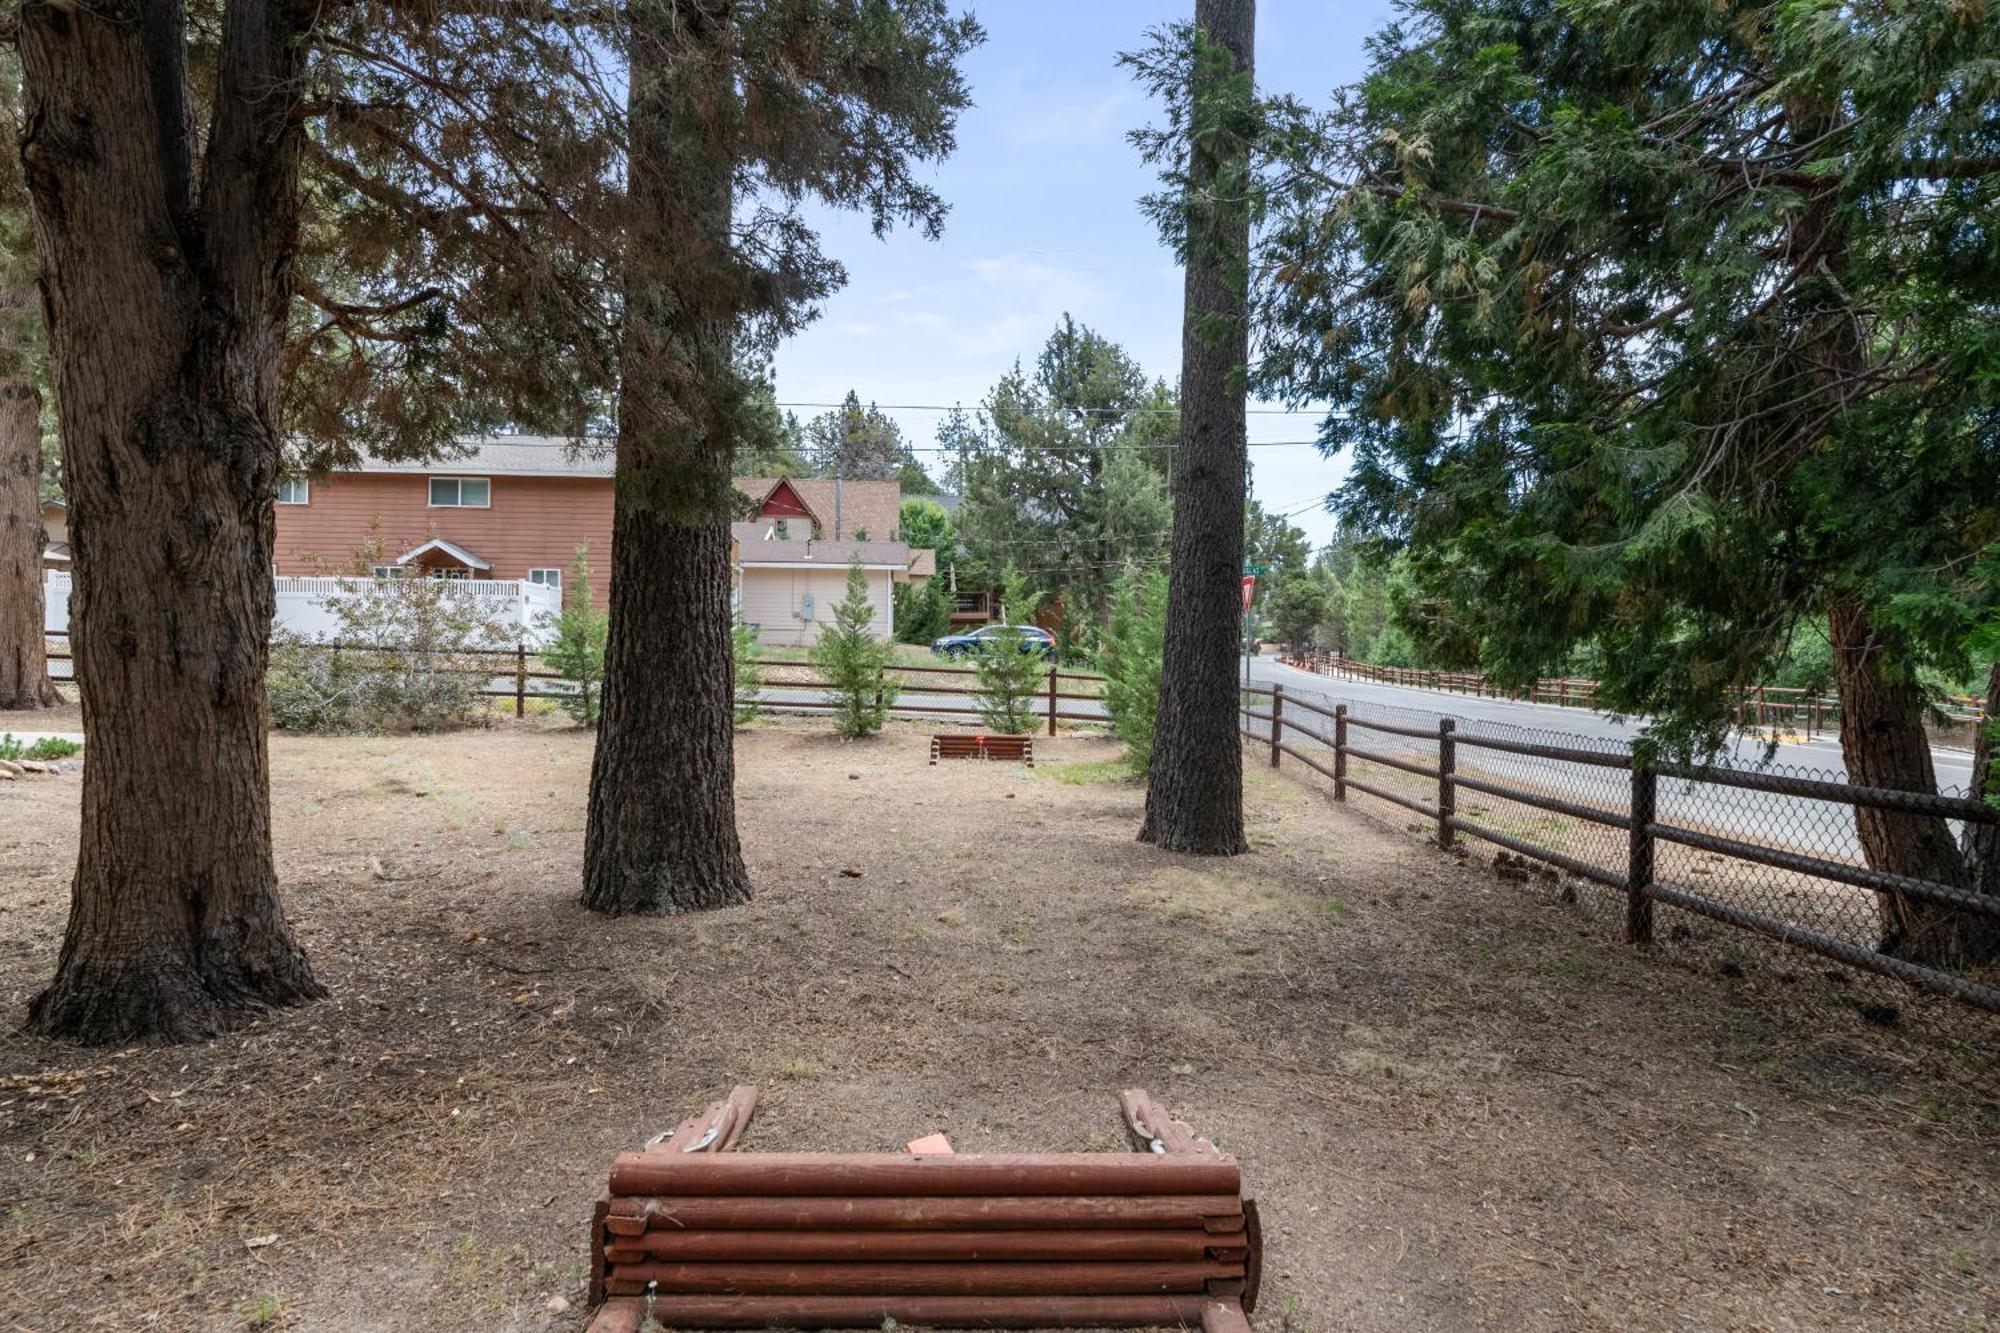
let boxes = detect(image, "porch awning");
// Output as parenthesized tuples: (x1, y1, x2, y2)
(394, 537, 492, 571)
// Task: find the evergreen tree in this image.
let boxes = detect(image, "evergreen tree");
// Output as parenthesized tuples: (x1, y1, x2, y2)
(1257, 0, 2000, 963)
(18, 0, 637, 1041)
(955, 318, 1175, 622)
(893, 577, 951, 646)
(1126, 1, 1259, 855)
(972, 628, 1048, 734)
(811, 558, 898, 738)
(543, 548, 609, 726)
(584, 0, 981, 916)
(0, 55, 54, 713)
(733, 613, 763, 724)
(1102, 564, 1170, 775)
(805, 391, 909, 481)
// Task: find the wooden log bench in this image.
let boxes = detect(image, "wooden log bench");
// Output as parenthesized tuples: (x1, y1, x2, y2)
(929, 734, 1035, 767)
(587, 1086, 1258, 1331)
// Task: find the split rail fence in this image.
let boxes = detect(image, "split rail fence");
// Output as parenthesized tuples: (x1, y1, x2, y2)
(1240, 681, 1999, 1045)
(44, 632, 1109, 733)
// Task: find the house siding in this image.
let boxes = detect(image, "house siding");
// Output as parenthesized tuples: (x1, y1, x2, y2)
(738, 566, 893, 647)
(274, 472, 614, 607)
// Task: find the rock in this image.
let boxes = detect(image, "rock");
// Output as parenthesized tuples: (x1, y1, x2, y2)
(0, 759, 22, 777)
(545, 1295, 570, 1313)
(17, 760, 52, 775)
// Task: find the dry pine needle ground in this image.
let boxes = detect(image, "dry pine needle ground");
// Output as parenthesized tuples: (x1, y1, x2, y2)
(0, 719, 1994, 1331)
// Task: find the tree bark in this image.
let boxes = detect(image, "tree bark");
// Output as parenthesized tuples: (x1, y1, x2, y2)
(1140, 0, 1253, 856)
(1961, 662, 2000, 903)
(19, 0, 325, 1042)
(0, 377, 56, 710)
(581, 0, 752, 915)
(1829, 599, 1997, 966)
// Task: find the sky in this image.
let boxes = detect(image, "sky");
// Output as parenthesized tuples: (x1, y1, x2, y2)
(767, 1, 1401, 551)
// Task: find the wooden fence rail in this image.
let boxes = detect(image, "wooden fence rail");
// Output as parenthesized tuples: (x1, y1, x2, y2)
(44, 631, 1108, 730)
(1240, 685, 2000, 1018)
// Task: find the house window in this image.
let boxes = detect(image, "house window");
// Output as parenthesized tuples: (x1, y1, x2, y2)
(428, 567, 470, 580)
(371, 564, 401, 579)
(428, 476, 491, 508)
(276, 478, 309, 505)
(526, 568, 562, 592)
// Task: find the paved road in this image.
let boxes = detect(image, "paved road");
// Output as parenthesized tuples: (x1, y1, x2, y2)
(1244, 654, 1988, 871)
(1247, 654, 1976, 790)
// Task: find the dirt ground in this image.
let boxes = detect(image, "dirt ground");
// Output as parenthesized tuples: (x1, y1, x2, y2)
(1, 719, 1995, 1332)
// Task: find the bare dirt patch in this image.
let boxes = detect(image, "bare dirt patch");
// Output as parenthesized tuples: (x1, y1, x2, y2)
(1, 719, 1995, 1332)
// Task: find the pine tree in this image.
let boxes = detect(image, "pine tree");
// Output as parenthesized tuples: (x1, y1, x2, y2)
(810, 558, 898, 739)
(733, 613, 763, 725)
(1257, 0, 2000, 963)
(0, 55, 55, 713)
(972, 629, 1047, 735)
(582, 0, 980, 916)
(543, 548, 609, 727)
(1102, 564, 1170, 775)
(16, 0, 631, 1040)
(1125, 1, 1259, 855)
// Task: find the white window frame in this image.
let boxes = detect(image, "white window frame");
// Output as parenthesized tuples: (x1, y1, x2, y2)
(526, 567, 563, 592)
(276, 478, 309, 505)
(428, 476, 491, 508)
(371, 564, 401, 579)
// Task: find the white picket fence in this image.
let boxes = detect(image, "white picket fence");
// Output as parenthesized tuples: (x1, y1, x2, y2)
(44, 571, 561, 648)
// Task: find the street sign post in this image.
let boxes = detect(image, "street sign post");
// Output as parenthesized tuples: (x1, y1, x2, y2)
(1241, 575, 1257, 685)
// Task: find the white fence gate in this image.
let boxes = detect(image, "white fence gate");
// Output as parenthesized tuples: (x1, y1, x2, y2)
(44, 572, 561, 648)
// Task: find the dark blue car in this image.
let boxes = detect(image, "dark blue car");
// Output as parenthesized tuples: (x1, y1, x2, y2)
(931, 624, 1055, 660)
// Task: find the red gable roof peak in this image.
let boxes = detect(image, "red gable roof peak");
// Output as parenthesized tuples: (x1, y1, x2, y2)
(755, 478, 820, 523)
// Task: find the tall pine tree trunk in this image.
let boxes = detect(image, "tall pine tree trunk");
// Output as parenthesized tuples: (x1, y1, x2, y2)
(1829, 599, 1997, 967)
(0, 377, 56, 710)
(581, 0, 751, 915)
(1957, 661, 1999, 918)
(1140, 0, 1253, 856)
(19, 0, 324, 1041)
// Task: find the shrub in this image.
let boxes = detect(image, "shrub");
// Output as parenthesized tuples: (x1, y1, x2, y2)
(267, 550, 509, 733)
(0, 734, 79, 762)
(541, 548, 608, 726)
(733, 613, 763, 724)
(894, 575, 951, 645)
(1100, 564, 1167, 774)
(972, 628, 1047, 734)
(809, 557, 897, 738)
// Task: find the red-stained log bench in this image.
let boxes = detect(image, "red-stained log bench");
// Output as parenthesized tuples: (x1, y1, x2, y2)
(586, 1085, 1257, 1332)
(929, 733, 1035, 766)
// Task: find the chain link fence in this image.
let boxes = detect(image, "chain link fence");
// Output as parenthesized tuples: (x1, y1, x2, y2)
(1241, 680, 1999, 1080)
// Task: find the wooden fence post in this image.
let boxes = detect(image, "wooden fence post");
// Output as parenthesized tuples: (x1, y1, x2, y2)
(1437, 718, 1456, 850)
(1333, 704, 1348, 801)
(515, 642, 527, 718)
(1269, 685, 1284, 768)
(1047, 667, 1058, 737)
(1627, 764, 1657, 945)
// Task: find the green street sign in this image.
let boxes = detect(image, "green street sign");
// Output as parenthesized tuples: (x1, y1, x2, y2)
(1243, 562, 1268, 576)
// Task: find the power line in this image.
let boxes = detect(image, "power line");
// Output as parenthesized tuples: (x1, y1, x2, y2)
(776, 400, 1341, 418)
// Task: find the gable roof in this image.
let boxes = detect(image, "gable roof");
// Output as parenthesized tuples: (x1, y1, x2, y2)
(729, 522, 910, 569)
(395, 537, 491, 570)
(734, 477, 900, 543)
(347, 436, 614, 478)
